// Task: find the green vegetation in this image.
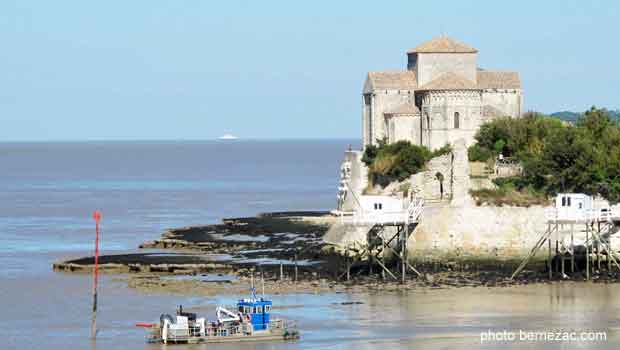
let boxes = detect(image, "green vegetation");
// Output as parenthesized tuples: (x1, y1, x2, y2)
(470, 187, 549, 207)
(551, 109, 620, 124)
(470, 177, 549, 207)
(362, 140, 452, 187)
(470, 107, 620, 204)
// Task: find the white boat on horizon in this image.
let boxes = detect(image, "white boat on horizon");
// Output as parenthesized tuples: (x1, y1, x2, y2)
(218, 133, 239, 140)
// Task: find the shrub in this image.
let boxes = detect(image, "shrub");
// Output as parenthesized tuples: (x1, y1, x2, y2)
(361, 145, 378, 166)
(363, 140, 439, 187)
(468, 144, 492, 162)
(431, 143, 452, 158)
(471, 107, 620, 203)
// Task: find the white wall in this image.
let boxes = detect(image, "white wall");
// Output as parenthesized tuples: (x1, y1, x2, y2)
(417, 53, 477, 86)
(387, 115, 420, 144)
(364, 90, 416, 146)
(359, 195, 403, 212)
(482, 90, 522, 118)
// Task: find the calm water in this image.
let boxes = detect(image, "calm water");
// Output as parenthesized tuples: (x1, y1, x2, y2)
(1, 140, 619, 350)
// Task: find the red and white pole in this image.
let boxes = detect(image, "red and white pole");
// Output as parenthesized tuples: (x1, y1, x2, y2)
(91, 210, 102, 339)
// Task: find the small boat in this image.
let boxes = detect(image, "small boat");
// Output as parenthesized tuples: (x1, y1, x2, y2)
(218, 133, 238, 140)
(137, 288, 299, 344)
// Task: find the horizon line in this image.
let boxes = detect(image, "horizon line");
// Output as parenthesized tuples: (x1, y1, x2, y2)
(0, 137, 362, 143)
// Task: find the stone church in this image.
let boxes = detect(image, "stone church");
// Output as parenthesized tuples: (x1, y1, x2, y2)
(362, 36, 522, 150)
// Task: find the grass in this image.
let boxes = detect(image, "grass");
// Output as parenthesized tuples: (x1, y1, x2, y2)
(469, 187, 550, 207)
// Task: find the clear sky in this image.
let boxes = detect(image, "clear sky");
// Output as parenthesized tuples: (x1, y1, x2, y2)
(1, 0, 618, 141)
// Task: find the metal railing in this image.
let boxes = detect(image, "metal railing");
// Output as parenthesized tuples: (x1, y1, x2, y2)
(544, 207, 616, 222)
(153, 318, 297, 343)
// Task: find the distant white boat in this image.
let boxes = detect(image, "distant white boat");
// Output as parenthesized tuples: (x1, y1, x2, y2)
(218, 133, 238, 140)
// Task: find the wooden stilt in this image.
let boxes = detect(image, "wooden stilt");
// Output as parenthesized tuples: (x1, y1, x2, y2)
(346, 257, 350, 281)
(510, 224, 556, 280)
(561, 248, 565, 276)
(279, 263, 283, 281)
(380, 237, 385, 280)
(548, 231, 552, 280)
(374, 256, 398, 280)
(571, 224, 575, 273)
(401, 226, 406, 284)
(608, 232, 613, 271)
(555, 240, 559, 273)
(586, 224, 590, 281)
(597, 221, 602, 272)
(383, 244, 421, 277)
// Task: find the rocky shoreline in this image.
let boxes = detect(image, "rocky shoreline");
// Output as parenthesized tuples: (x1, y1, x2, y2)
(53, 211, 620, 296)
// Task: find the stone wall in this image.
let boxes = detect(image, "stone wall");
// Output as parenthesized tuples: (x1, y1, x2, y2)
(482, 90, 522, 119)
(416, 53, 477, 86)
(409, 202, 548, 265)
(387, 115, 420, 145)
(364, 90, 416, 146)
(420, 90, 483, 150)
(411, 153, 453, 202)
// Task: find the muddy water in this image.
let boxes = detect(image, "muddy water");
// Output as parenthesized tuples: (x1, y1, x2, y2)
(2, 141, 619, 349)
(4, 269, 620, 350)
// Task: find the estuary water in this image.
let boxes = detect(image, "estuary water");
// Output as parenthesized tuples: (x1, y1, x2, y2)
(1, 140, 619, 350)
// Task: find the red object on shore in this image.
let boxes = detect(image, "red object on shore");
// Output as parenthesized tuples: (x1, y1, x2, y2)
(135, 323, 155, 328)
(93, 210, 102, 293)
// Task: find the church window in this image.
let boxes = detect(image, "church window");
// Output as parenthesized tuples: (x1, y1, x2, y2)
(454, 112, 460, 129)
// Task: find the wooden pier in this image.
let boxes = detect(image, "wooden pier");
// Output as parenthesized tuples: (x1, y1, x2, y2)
(511, 194, 620, 280)
(336, 182, 425, 283)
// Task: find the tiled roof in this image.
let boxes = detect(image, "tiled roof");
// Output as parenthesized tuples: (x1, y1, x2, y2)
(365, 71, 417, 91)
(418, 72, 477, 90)
(477, 70, 521, 89)
(407, 36, 478, 54)
(364, 70, 521, 92)
(384, 103, 420, 115)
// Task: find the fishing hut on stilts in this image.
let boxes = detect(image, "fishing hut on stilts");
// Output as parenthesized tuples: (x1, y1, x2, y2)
(511, 193, 620, 280)
(334, 181, 425, 283)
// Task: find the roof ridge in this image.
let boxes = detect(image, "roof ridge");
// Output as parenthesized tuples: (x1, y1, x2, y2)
(408, 36, 478, 54)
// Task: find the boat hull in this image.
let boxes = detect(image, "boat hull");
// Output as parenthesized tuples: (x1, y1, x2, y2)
(148, 324, 299, 344)
(151, 328, 299, 344)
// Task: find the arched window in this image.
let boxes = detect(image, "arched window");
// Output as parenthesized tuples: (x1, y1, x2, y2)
(454, 112, 460, 129)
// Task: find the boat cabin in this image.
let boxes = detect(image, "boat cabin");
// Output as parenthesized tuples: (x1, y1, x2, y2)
(237, 298, 272, 331)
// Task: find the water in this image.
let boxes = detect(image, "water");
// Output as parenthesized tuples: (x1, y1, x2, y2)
(1, 140, 619, 349)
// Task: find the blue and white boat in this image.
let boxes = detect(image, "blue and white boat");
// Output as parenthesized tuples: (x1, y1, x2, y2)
(140, 288, 299, 344)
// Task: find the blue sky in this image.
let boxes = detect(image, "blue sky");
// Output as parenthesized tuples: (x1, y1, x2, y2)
(1, 0, 618, 141)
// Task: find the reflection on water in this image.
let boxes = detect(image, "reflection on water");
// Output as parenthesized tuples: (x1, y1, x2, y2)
(1, 141, 619, 349)
(3, 273, 620, 350)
